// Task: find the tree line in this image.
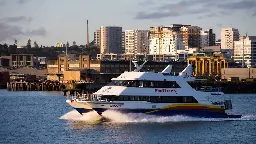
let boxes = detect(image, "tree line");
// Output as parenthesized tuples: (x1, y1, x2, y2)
(0, 39, 99, 58)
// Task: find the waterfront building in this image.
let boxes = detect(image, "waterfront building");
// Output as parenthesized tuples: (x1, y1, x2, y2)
(221, 68, 256, 80)
(47, 54, 187, 82)
(149, 26, 184, 55)
(0, 71, 9, 88)
(55, 42, 65, 48)
(176, 48, 202, 62)
(221, 28, 240, 49)
(100, 26, 123, 54)
(125, 29, 149, 54)
(234, 36, 256, 68)
(187, 53, 228, 76)
(96, 50, 205, 62)
(1, 54, 34, 67)
(17, 46, 25, 49)
(0, 57, 9, 67)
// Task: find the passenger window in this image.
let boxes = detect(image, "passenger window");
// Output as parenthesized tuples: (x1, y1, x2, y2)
(123, 96, 129, 101)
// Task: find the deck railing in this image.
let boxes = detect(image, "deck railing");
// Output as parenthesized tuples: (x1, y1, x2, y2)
(67, 93, 94, 101)
(198, 86, 223, 92)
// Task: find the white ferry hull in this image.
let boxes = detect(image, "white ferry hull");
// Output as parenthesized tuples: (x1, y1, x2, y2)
(72, 101, 241, 118)
(66, 100, 93, 115)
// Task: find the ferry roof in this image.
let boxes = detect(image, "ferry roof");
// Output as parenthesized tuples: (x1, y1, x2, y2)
(112, 71, 183, 81)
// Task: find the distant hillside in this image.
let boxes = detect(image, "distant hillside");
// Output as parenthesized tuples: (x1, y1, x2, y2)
(0, 44, 100, 58)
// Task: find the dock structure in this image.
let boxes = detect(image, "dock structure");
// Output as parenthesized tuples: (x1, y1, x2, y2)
(7, 81, 64, 91)
(187, 54, 228, 77)
(63, 82, 105, 96)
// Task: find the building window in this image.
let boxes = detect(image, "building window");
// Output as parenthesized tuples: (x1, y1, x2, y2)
(26, 55, 31, 61)
(12, 55, 16, 61)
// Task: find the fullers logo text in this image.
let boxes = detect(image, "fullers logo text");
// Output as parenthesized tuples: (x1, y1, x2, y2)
(155, 89, 177, 92)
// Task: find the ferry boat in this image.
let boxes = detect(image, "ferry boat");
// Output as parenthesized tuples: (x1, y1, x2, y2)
(66, 62, 242, 118)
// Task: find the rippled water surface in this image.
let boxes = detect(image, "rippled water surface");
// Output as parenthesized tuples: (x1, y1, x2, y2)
(0, 90, 256, 144)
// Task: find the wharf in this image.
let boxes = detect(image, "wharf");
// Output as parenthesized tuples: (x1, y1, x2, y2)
(7, 81, 64, 91)
(63, 82, 106, 96)
(6, 80, 256, 94)
(189, 81, 256, 94)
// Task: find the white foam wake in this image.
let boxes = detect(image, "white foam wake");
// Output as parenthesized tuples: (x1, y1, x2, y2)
(60, 110, 101, 122)
(101, 110, 256, 123)
(60, 110, 256, 123)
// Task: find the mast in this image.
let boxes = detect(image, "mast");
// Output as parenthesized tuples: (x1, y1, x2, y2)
(86, 20, 91, 81)
(66, 41, 68, 56)
(87, 20, 89, 50)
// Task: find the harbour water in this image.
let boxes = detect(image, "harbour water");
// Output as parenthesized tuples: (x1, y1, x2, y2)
(0, 89, 255, 144)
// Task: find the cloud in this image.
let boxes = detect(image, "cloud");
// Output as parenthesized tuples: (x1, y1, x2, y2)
(134, 7, 209, 20)
(138, 0, 156, 6)
(134, 0, 256, 20)
(197, 13, 216, 19)
(0, 16, 46, 42)
(253, 11, 256, 16)
(217, 0, 256, 10)
(217, 24, 223, 27)
(24, 27, 46, 36)
(134, 0, 218, 20)
(0, 0, 31, 6)
(135, 11, 179, 20)
(0, 16, 32, 23)
(17, 0, 30, 4)
(0, 0, 6, 6)
(0, 22, 23, 41)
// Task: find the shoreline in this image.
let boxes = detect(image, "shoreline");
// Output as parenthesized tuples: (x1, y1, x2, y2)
(2, 80, 256, 94)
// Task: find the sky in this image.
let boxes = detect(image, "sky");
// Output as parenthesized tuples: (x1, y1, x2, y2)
(0, 0, 256, 46)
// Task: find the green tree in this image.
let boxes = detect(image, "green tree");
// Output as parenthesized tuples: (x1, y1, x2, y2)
(34, 41, 39, 48)
(89, 40, 95, 47)
(66, 41, 69, 47)
(27, 39, 31, 49)
(73, 41, 76, 46)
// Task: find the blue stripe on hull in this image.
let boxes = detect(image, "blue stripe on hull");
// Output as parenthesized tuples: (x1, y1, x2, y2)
(93, 108, 237, 118)
(75, 108, 93, 115)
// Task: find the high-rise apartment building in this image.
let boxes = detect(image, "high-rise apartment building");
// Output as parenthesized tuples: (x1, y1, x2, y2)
(149, 26, 184, 55)
(200, 29, 216, 48)
(94, 30, 100, 47)
(122, 32, 125, 53)
(170, 24, 191, 32)
(208, 29, 216, 46)
(125, 29, 149, 54)
(100, 26, 123, 54)
(234, 36, 256, 67)
(180, 26, 202, 49)
(221, 28, 240, 49)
